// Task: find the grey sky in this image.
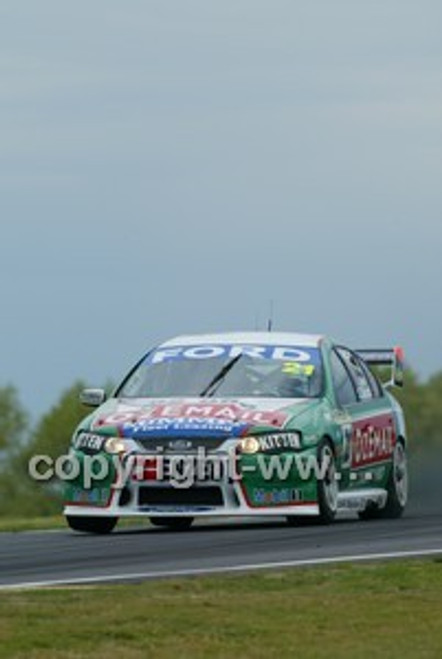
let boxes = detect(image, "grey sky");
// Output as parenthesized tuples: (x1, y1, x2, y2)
(1, 1, 441, 420)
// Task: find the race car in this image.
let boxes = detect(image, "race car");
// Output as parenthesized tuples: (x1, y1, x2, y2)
(63, 331, 408, 533)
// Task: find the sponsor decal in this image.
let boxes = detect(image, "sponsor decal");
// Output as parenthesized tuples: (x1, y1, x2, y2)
(147, 344, 320, 365)
(128, 418, 244, 437)
(72, 432, 105, 452)
(252, 488, 303, 505)
(96, 403, 289, 435)
(281, 362, 315, 376)
(338, 497, 366, 511)
(70, 487, 109, 505)
(351, 418, 395, 468)
(257, 433, 301, 452)
(341, 423, 352, 469)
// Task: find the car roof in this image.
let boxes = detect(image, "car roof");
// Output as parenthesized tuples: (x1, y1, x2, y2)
(159, 331, 324, 348)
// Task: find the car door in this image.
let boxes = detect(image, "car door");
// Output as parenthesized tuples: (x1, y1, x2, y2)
(330, 347, 395, 490)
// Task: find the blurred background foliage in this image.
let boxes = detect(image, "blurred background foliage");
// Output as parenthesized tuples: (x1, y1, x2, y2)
(0, 381, 109, 517)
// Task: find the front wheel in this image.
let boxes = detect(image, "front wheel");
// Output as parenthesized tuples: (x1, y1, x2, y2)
(359, 441, 408, 521)
(287, 440, 338, 527)
(149, 517, 194, 531)
(66, 515, 118, 534)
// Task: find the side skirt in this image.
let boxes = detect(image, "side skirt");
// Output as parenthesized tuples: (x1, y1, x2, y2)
(337, 488, 387, 513)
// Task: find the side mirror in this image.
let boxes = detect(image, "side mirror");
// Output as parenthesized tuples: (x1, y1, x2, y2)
(79, 388, 107, 407)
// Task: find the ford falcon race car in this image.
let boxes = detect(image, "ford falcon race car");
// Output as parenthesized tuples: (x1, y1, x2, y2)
(63, 332, 408, 533)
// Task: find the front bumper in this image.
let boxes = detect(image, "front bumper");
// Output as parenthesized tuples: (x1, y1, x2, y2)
(63, 443, 320, 518)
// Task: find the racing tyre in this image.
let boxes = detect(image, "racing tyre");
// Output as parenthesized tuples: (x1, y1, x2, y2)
(149, 517, 194, 531)
(287, 440, 338, 527)
(359, 441, 408, 521)
(66, 515, 118, 534)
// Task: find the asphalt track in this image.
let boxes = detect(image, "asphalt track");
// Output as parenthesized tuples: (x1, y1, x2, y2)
(0, 455, 441, 589)
(1, 488, 442, 589)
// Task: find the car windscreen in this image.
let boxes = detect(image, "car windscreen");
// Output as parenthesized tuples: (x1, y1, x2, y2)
(117, 344, 323, 399)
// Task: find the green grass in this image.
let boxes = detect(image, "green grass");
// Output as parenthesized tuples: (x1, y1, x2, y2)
(0, 515, 66, 533)
(1, 560, 442, 658)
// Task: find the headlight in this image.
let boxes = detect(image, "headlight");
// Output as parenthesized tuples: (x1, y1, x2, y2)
(239, 437, 261, 454)
(239, 432, 302, 454)
(104, 437, 126, 454)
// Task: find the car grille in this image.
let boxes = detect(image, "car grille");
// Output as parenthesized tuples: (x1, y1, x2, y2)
(135, 437, 227, 452)
(131, 453, 229, 483)
(138, 486, 224, 507)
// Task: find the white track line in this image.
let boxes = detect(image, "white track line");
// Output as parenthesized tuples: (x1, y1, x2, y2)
(1, 547, 442, 590)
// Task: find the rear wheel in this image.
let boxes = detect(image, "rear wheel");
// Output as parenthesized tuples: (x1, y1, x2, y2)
(287, 440, 338, 526)
(149, 517, 194, 531)
(359, 441, 408, 520)
(66, 515, 118, 534)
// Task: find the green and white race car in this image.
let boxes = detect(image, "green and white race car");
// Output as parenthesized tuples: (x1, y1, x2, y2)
(63, 332, 408, 533)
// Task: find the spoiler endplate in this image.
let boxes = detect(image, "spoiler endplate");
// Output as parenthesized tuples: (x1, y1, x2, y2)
(356, 346, 404, 388)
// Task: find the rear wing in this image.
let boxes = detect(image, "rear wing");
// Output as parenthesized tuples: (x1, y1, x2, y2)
(356, 346, 405, 388)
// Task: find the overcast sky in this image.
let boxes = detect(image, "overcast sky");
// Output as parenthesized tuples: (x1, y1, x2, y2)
(1, 1, 441, 420)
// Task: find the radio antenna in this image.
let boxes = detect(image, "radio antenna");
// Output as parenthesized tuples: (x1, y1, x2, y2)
(267, 300, 274, 332)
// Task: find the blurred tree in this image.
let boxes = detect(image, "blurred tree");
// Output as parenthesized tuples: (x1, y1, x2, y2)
(0, 384, 28, 452)
(21, 380, 89, 462)
(1, 380, 111, 517)
(393, 370, 425, 447)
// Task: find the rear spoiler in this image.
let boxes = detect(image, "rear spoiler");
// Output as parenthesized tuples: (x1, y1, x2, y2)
(356, 346, 405, 388)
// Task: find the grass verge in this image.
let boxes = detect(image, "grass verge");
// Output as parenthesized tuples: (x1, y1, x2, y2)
(0, 516, 148, 533)
(0, 515, 66, 533)
(1, 559, 442, 658)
